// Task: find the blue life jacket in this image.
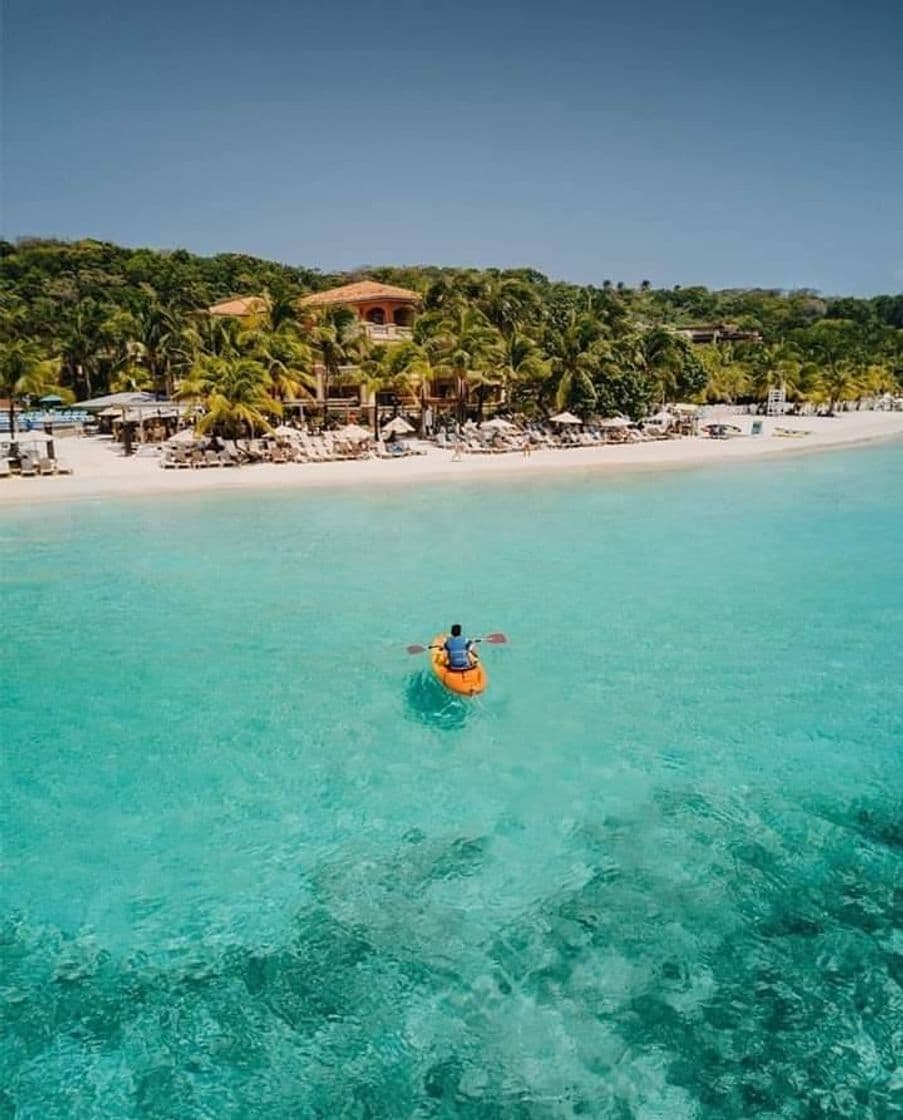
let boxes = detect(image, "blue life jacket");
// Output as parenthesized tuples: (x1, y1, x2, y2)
(444, 634, 471, 669)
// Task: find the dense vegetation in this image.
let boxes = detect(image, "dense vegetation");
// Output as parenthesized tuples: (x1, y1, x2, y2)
(1, 238, 901, 433)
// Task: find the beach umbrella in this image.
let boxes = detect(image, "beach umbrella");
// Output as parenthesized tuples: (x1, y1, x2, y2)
(673, 403, 699, 414)
(648, 410, 672, 424)
(481, 417, 516, 431)
(550, 411, 582, 425)
(77, 391, 158, 411)
(597, 416, 630, 429)
(335, 423, 372, 443)
(382, 416, 415, 436)
(166, 428, 198, 444)
(38, 394, 64, 405)
(272, 425, 302, 440)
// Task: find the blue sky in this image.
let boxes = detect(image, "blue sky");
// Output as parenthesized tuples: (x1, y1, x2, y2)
(3, 0, 901, 293)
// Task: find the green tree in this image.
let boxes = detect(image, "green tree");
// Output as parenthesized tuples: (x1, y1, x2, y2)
(417, 306, 502, 422)
(543, 309, 609, 416)
(0, 340, 68, 437)
(310, 306, 368, 419)
(243, 322, 317, 404)
(178, 356, 280, 438)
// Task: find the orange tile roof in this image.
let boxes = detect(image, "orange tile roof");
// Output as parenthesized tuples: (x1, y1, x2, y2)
(207, 295, 269, 318)
(299, 281, 421, 307)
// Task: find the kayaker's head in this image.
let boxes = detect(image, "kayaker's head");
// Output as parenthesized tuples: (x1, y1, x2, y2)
(450, 624, 462, 637)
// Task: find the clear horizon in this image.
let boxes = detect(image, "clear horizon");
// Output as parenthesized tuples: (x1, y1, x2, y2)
(3, 0, 902, 296)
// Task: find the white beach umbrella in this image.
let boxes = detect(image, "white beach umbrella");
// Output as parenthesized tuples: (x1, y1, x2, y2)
(272, 425, 302, 440)
(335, 423, 372, 443)
(597, 416, 630, 429)
(480, 417, 516, 431)
(673, 403, 699, 414)
(550, 411, 582, 425)
(166, 428, 199, 444)
(382, 416, 415, 436)
(648, 410, 672, 424)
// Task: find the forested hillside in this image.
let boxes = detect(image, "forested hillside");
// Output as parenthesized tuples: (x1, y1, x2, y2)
(2, 238, 901, 425)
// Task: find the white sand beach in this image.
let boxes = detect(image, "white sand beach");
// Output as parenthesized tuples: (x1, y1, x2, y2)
(2, 411, 902, 508)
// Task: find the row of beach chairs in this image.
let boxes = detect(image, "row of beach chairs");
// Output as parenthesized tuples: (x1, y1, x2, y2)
(0, 453, 74, 478)
(433, 427, 673, 455)
(159, 435, 426, 469)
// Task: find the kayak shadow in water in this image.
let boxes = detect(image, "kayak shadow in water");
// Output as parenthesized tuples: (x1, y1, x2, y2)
(405, 670, 474, 731)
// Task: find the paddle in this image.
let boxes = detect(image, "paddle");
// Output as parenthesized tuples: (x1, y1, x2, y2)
(406, 632, 508, 655)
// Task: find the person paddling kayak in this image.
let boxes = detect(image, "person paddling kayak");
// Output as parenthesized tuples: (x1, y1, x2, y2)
(443, 624, 478, 671)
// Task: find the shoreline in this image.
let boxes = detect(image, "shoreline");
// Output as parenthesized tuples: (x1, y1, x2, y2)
(2, 412, 902, 509)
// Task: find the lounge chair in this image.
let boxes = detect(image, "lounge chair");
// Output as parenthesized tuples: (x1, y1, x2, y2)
(204, 449, 222, 467)
(19, 455, 37, 477)
(0, 459, 11, 478)
(38, 457, 57, 475)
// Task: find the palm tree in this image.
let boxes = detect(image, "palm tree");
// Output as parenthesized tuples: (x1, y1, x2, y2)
(542, 310, 611, 416)
(0, 340, 68, 438)
(816, 365, 861, 414)
(178, 355, 280, 438)
(621, 326, 705, 405)
(131, 299, 187, 397)
(417, 306, 503, 422)
(477, 275, 541, 341)
(497, 331, 550, 414)
(243, 322, 317, 405)
(700, 342, 750, 403)
(310, 307, 368, 420)
(58, 299, 108, 398)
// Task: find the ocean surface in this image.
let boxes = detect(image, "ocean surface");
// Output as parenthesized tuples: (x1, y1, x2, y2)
(2, 446, 901, 1119)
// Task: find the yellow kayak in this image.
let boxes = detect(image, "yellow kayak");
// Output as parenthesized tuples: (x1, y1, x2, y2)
(430, 633, 487, 697)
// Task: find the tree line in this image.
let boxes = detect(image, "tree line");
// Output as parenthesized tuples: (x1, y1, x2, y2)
(1, 238, 901, 436)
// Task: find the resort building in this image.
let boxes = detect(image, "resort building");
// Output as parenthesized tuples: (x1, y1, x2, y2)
(298, 281, 425, 422)
(676, 323, 762, 345)
(298, 280, 420, 342)
(202, 280, 493, 426)
(207, 295, 270, 325)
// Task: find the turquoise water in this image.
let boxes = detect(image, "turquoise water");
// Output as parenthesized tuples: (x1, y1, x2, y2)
(2, 447, 902, 1118)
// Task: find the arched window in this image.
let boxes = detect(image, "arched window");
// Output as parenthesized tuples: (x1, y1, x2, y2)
(366, 307, 385, 325)
(393, 306, 413, 327)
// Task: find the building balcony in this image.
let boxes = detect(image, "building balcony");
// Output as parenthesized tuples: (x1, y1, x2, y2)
(362, 322, 413, 343)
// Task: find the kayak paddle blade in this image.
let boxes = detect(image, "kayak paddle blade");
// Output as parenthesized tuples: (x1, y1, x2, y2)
(484, 632, 508, 644)
(406, 644, 427, 655)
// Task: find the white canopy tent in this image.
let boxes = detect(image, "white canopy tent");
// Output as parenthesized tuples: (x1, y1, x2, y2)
(549, 411, 583, 425)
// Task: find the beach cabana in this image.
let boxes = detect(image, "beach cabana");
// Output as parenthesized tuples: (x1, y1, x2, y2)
(550, 411, 582, 425)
